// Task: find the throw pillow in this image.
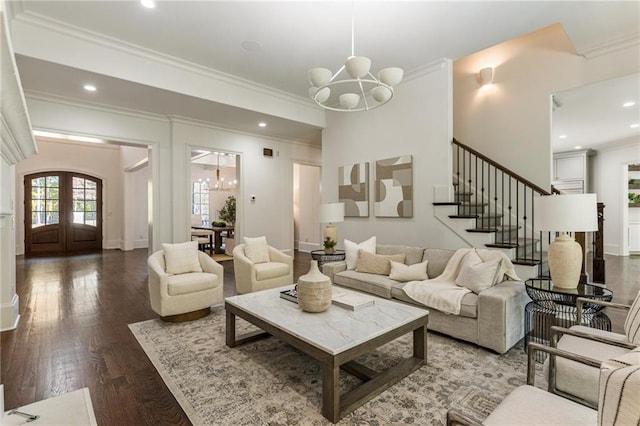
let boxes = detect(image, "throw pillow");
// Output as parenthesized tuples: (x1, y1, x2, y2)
(355, 250, 405, 275)
(598, 347, 640, 426)
(344, 236, 376, 269)
(624, 290, 640, 345)
(455, 258, 502, 294)
(389, 260, 429, 282)
(243, 236, 270, 264)
(162, 241, 202, 275)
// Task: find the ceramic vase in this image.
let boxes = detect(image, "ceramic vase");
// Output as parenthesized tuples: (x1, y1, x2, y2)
(297, 260, 332, 313)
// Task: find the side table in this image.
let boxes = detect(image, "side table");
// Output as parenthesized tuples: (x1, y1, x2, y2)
(310, 249, 346, 268)
(524, 278, 613, 361)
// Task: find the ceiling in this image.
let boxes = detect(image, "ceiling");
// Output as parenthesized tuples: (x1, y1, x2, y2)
(9, 1, 640, 147)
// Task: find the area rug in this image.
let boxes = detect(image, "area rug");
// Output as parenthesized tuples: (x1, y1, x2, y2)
(129, 306, 544, 425)
(211, 253, 233, 262)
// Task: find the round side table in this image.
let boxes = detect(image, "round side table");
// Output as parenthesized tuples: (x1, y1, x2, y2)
(310, 250, 346, 268)
(524, 278, 613, 360)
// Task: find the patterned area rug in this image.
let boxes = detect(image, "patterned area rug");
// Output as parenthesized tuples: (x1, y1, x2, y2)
(129, 306, 544, 425)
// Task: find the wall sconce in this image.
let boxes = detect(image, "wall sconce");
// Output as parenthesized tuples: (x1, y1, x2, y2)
(478, 67, 494, 86)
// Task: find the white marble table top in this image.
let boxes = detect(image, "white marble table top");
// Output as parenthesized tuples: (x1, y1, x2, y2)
(225, 285, 429, 355)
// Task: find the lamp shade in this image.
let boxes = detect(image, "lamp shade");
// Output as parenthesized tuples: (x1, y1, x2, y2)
(319, 203, 345, 224)
(534, 194, 598, 232)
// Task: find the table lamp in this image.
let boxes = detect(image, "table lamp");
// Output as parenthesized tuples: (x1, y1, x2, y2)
(534, 194, 598, 289)
(319, 203, 345, 247)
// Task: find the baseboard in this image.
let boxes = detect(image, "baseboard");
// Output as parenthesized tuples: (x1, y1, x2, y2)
(104, 240, 122, 250)
(297, 242, 321, 253)
(133, 239, 149, 249)
(0, 293, 20, 331)
(604, 243, 620, 256)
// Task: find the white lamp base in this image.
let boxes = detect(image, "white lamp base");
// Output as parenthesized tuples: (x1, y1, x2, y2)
(323, 223, 337, 246)
(548, 233, 583, 289)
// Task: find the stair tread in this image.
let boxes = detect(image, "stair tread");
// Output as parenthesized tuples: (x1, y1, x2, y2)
(433, 202, 461, 206)
(512, 259, 542, 266)
(449, 215, 479, 219)
(468, 225, 520, 233)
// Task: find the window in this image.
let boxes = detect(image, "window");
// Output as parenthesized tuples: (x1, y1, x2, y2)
(192, 180, 210, 224)
(72, 176, 98, 226)
(31, 176, 60, 227)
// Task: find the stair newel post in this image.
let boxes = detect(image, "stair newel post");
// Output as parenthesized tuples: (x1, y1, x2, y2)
(455, 144, 460, 204)
(474, 156, 478, 219)
(508, 177, 513, 247)
(493, 166, 498, 233)
(516, 181, 521, 259)
(501, 170, 505, 245)
(462, 149, 466, 214)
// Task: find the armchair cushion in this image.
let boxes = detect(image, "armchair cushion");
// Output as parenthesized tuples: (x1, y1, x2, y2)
(162, 241, 202, 274)
(244, 236, 270, 264)
(255, 262, 290, 281)
(483, 385, 596, 426)
(345, 236, 376, 269)
(623, 290, 640, 345)
(167, 272, 217, 296)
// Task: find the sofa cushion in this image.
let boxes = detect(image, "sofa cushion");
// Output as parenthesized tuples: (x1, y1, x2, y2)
(162, 241, 203, 275)
(455, 258, 502, 294)
(392, 282, 478, 318)
(166, 272, 217, 296)
(389, 260, 428, 282)
(345, 237, 376, 269)
(334, 270, 397, 299)
(356, 250, 405, 275)
(423, 248, 455, 278)
(376, 244, 425, 265)
(255, 262, 290, 281)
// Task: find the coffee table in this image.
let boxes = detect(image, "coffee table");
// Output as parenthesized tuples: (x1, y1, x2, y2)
(225, 286, 429, 423)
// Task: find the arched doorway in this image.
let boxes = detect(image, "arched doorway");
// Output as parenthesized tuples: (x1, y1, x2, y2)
(25, 171, 103, 256)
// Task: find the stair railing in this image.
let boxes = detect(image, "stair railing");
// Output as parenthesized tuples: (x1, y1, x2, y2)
(453, 138, 551, 268)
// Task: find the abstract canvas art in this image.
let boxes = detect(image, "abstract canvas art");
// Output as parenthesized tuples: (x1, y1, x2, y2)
(339, 162, 369, 217)
(374, 155, 413, 218)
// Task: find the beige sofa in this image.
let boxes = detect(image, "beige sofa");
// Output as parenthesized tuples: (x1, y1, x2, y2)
(322, 244, 530, 354)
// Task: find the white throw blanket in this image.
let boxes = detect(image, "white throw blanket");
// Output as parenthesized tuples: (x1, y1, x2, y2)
(403, 248, 521, 315)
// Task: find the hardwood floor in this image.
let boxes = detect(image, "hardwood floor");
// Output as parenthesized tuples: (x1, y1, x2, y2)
(1, 250, 638, 425)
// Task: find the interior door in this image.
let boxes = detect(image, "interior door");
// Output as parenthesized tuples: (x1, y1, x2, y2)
(25, 172, 103, 256)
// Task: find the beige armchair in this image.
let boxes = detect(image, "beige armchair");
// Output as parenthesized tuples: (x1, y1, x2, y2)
(447, 342, 640, 426)
(233, 242, 293, 294)
(543, 293, 640, 407)
(148, 247, 224, 321)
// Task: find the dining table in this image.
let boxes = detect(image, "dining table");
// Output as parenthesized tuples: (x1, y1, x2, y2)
(192, 225, 234, 254)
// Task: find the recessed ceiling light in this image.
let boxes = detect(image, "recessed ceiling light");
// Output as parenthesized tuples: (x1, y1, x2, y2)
(242, 40, 262, 52)
(140, 0, 155, 9)
(574, 145, 582, 150)
(631, 123, 640, 129)
(623, 101, 636, 108)
(258, 122, 267, 128)
(83, 84, 97, 92)
(559, 134, 568, 139)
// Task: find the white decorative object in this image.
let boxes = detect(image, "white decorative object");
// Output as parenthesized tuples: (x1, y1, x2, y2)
(319, 203, 345, 248)
(478, 66, 494, 86)
(534, 194, 598, 288)
(344, 236, 376, 269)
(306, 3, 403, 112)
(297, 260, 332, 313)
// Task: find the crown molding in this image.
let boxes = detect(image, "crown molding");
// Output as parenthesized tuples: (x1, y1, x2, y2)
(1, 8, 37, 165)
(404, 58, 451, 83)
(577, 32, 640, 59)
(14, 11, 314, 109)
(168, 115, 320, 149)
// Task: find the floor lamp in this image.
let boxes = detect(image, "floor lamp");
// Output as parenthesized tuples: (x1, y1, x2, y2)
(319, 203, 344, 247)
(534, 194, 598, 289)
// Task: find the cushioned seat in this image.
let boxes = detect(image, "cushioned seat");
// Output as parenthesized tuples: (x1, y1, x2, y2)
(148, 241, 224, 321)
(233, 237, 293, 294)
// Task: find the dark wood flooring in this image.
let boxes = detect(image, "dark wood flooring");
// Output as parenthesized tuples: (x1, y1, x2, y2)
(1, 250, 638, 425)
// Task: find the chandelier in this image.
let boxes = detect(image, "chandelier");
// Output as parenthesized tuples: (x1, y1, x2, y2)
(209, 153, 237, 192)
(307, 3, 403, 112)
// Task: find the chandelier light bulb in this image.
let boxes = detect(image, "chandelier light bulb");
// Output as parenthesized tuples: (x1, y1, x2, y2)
(345, 56, 372, 79)
(378, 67, 404, 86)
(339, 93, 360, 109)
(372, 86, 392, 103)
(308, 68, 333, 87)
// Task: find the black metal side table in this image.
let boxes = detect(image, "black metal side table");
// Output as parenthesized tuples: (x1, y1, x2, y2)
(310, 249, 346, 268)
(524, 278, 613, 360)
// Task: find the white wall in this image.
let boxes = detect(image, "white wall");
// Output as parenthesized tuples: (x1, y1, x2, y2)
(591, 138, 640, 255)
(454, 24, 640, 190)
(120, 144, 149, 250)
(322, 60, 464, 249)
(15, 139, 124, 253)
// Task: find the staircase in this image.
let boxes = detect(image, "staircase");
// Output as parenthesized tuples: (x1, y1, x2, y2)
(434, 139, 551, 280)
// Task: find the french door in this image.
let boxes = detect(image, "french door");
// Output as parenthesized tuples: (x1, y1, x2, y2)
(25, 171, 103, 256)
